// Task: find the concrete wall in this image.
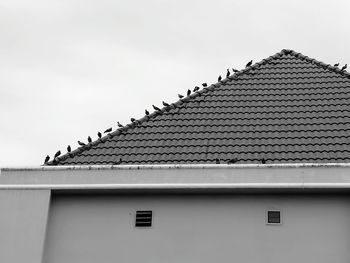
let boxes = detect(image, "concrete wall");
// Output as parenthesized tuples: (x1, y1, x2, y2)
(43, 194, 350, 263)
(0, 190, 50, 263)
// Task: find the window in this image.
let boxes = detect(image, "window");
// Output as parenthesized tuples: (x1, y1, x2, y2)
(135, 210, 152, 227)
(267, 210, 281, 224)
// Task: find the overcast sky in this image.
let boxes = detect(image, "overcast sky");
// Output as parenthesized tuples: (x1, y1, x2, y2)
(1, 0, 350, 167)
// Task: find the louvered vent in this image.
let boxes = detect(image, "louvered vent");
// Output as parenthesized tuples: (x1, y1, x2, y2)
(135, 210, 152, 227)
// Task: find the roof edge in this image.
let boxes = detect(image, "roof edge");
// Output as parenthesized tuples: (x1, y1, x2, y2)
(7, 163, 350, 172)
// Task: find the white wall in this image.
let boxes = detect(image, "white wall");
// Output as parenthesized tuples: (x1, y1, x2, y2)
(43, 194, 350, 263)
(0, 190, 50, 263)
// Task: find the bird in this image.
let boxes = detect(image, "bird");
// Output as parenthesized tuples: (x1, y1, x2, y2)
(202, 83, 207, 87)
(178, 94, 184, 99)
(44, 155, 50, 164)
(131, 118, 136, 123)
(152, 105, 161, 111)
(218, 75, 222, 82)
(232, 68, 239, 73)
(88, 136, 92, 143)
(67, 145, 71, 153)
(246, 60, 253, 67)
(226, 69, 230, 78)
(261, 158, 266, 164)
(54, 150, 61, 159)
(215, 158, 220, 164)
(341, 64, 347, 71)
(145, 109, 149, 116)
(193, 86, 200, 92)
(187, 89, 191, 96)
(227, 158, 239, 164)
(117, 122, 123, 128)
(334, 63, 339, 67)
(162, 101, 170, 107)
(104, 128, 112, 133)
(78, 141, 86, 146)
(113, 158, 122, 165)
(97, 132, 102, 139)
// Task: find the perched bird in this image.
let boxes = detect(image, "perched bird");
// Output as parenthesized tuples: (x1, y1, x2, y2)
(215, 158, 220, 164)
(88, 136, 92, 143)
(232, 68, 239, 73)
(117, 122, 124, 128)
(226, 69, 230, 78)
(152, 105, 161, 111)
(113, 158, 122, 165)
(104, 127, 112, 133)
(341, 64, 347, 71)
(178, 94, 184, 99)
(261, 158, 266, 164)
(202, 83, 207, 87)
(187, 89, 191, 96)
(54, 150, 61, 159)
(218, 75, 222, 82)
(145, 109, 149, 116)
(162, 101, 170, 107)
(98, 132, 102, 139)
(131, 118, 136, 123)
(67, 145, 71, 153)
(78, 141, 86, 146)
(246, 60, 253, 68)
(227, 158, 239, 164)
(193, 86, 200, 92)
(44, 155, 50, 164)
(334, 63, 339, 67)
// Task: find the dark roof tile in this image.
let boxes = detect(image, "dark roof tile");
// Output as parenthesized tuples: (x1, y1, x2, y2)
(49, 49, 350, 165)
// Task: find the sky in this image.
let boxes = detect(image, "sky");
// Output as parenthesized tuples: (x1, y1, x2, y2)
(1, 0, 350, 167)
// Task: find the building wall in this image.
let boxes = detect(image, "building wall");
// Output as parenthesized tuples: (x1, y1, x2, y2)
(43, 194, 350, 263)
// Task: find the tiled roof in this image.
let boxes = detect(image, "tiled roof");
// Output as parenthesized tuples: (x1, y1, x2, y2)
(50, 49, 350, 165)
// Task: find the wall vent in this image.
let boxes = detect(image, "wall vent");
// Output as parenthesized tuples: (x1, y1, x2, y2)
(135, 210, 152, 227)
(267, 210, 281, 224)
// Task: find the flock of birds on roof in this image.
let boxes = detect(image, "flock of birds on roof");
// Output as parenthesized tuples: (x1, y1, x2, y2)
(44, 58, 348, 166)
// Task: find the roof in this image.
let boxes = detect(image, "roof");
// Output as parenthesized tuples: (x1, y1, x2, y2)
(49, 49, 350, 165)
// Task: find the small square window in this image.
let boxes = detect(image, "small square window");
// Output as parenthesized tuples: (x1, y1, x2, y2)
(267, 210, 281, 224)
(135, 210, 152, 227)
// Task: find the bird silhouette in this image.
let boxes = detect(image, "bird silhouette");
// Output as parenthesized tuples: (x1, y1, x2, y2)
(162, 101, 170, 107)
(117, 122, 123, 128)
(131, 118, 136, 122)
(246, 60, 253, 67)
(97, 132, 102, 138)
(187, 89, 191, 96)
(88, 136, 92, 143)
(54, 150, 61, 159)
(218, 75, 222, 82)
(44, 155, 50, 164)
(215, 158, 220, 164)
(67, 145, 71, 152)
(113, 158, 122, 165)
(78, 141, 86, 146)
(145, 109, 149, 115)
(334, 63, 339, 67)
(232, 68, 239, 72)
(261, 158, 266, 164)
(193, 86, 200, 92)
(341, 64, 347, 71)
(152, 105, 161, 111)
(178, 94, 184, 99)
(227, 158, 239, 164)
(226, 69, 230, 78)
(104, 128, 112, 133)
(202, 83, 207, 87)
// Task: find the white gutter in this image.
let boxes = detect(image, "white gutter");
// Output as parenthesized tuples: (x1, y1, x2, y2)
(1, 163, 350, 192)
(2, 163, 350, 172)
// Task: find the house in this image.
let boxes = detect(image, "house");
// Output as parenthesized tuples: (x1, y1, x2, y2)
(1, 49, 350, 263)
